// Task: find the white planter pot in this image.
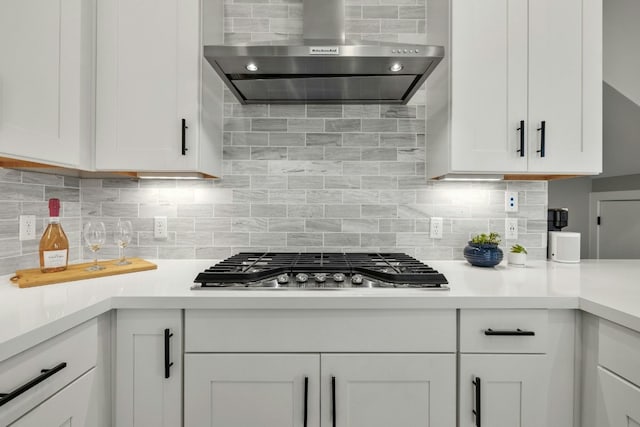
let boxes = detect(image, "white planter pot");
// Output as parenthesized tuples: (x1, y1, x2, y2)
(508, 252, 527, 266)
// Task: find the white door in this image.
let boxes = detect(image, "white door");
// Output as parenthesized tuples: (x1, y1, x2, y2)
(460, 354, 548, 427)
(450, 0, 528, 173)
(597, 367, 640, 427)
(185, 354, 320, 427)
(115, 310, 182, 427)
(528, 0, 596, 173)
(9, 369, 95, 427)
(0, 0, 89, 167)
(96, 0, 199, 171)
(598, 200, 640, 259)
(321, 354, 455, 427)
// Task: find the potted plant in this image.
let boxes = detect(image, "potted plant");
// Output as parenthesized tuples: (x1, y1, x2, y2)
(463, 232, 503, 267)
(508, 244, 528, 267)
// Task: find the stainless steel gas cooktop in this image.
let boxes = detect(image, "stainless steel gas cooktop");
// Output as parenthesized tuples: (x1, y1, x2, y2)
(192, 252, 449, 290)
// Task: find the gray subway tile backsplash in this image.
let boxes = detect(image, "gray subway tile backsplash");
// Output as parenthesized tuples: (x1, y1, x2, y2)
(0, 0, 548, 275)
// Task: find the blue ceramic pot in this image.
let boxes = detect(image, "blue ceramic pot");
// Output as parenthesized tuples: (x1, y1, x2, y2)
(463, 242, 503, 267)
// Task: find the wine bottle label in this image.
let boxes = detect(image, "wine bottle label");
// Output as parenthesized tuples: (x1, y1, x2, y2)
(43, 250, 68, 268)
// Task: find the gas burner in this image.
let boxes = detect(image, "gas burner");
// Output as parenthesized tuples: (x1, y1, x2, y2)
(193, 253, 449, 290)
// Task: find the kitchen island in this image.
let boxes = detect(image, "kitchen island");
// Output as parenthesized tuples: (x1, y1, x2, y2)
(1, 259, 639, 427)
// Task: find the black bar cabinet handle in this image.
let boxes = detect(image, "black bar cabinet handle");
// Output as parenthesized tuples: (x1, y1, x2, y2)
(516, 120, 525, 157)
(0, 362, 67, 407)
(164, 328, 174, 379)
(472, 377, 481, 427)
(303, 376, 309, 427)
(484, 328, 535, 336)
(537, 121, 546, 157)
(181, 118, 189, 155)
(332, 376, 337, 427)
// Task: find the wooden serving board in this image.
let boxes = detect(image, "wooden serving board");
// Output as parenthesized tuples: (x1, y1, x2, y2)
(11, 258, 157, 288)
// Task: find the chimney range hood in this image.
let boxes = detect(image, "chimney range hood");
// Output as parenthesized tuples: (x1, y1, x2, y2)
(204, 0, 444, 105)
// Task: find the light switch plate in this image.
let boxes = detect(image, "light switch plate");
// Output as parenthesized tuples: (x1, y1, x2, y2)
(505, 191, 519, 212)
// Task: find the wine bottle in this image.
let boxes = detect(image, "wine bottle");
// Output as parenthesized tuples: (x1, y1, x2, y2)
(39, 198, 69, 273)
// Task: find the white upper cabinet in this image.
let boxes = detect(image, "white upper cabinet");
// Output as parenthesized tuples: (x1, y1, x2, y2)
(426, 0, 602, 178)
(95, 0, 222, 177)
(0, 0, 93, 168)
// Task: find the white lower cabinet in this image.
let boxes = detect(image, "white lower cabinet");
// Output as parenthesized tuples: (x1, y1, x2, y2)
(115, 309, 182, 427)
(9, 369, 95, 427)
(459, 354, 548, 427)
(321, 354, 455, 427)
(596, 319, 640, 427)
(597, 367, 640, 427)
(185, 354, 320, 427)
(184, 353, 455, 427)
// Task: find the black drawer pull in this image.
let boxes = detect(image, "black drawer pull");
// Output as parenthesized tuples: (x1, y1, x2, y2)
(0, 362, 67, 407)
(472, 377, 481, 427)
(332, 376, 337, 427)
(164, 328, 174, 379)
(303, 376, 309, 427)
(484, 328, 535, 336)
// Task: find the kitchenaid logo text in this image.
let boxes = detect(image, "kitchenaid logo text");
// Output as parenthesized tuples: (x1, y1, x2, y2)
(309, 47, 340, 55)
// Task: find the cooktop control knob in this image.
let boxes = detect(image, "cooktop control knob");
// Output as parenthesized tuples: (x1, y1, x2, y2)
(332, 273, 345, 282)
(295, 273, 309, 283)
(314, 273, 327, 283)
(351, 274, 363, 285)
(276, 274, 289, 284)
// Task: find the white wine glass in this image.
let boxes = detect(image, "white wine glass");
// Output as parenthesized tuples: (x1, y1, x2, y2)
(114, 220, 133, 265)
(83, 221, 106, 271)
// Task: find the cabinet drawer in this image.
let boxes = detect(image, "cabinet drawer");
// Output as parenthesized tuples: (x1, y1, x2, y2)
(185, 309, 456, 353)
(0, 319, 97, 425)
(460, 309, 548, 353)
(599, 319, 640, 387)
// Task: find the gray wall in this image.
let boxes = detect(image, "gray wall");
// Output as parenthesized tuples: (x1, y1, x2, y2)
(547, 177, 592, 258)
(0, 0, 550, 275)
(604, 0, 640, 106)
(600, 83, 640, 179)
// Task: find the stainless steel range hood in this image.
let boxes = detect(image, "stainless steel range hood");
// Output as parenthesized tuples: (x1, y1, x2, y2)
(204, 0, 444, 105)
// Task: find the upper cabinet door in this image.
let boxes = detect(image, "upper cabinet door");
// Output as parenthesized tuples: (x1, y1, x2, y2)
(450, 0, 528, 173)
(527, 0, 601, 174)
(96, 0, 200, 172)
(0, 0, 92, 168)
(321, 354, 456, 427)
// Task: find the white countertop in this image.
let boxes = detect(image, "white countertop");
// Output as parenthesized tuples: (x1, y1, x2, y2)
(1, 259, 639, 361)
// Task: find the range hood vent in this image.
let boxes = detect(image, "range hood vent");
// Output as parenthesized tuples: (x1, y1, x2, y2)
(204, 0, 444, 105)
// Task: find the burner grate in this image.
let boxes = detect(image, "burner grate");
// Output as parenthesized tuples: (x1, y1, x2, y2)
(194, 252, 448, 286)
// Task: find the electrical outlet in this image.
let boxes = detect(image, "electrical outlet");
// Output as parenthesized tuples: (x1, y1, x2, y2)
(505, 218, 518, 240)
(505, 191, 519, 212)
(154, 216, 168, 239)
(430, 217, 443, 239)
(19, 215, 36, 240)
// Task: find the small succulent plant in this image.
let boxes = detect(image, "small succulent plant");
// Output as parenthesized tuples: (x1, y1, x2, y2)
(510, 244, 528, 254)
(470, 232, 501, 245)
